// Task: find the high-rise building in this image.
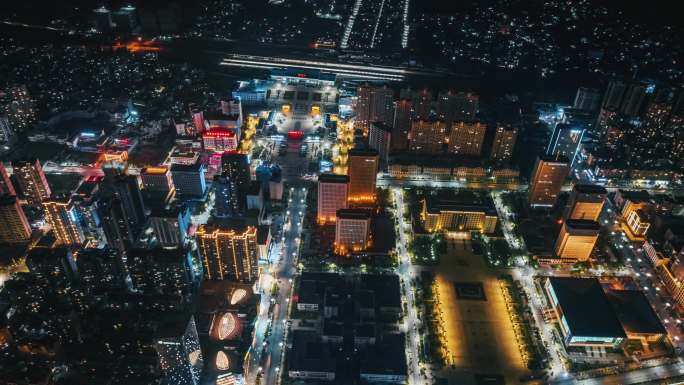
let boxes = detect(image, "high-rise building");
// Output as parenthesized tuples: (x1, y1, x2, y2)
(196, 225, 259, 282)
(368, 122, 392, 166)
(490, 124, 518, 163)
(42, 195, 85, 246)
(93, 6, 113, 32)
(317, 174, 349, 224)
(447, 121, 486, 156)
(620, 83, 648, 117)
(112, 174, 148, 234)
(127, 247, 195, 296)
(12, 158, 51, 205)
(334, 209, 371, 255)
(25, 247, 78, 287)
(141, 166, 175, 199)
(409, 120, 446, 154)
(0, 115, 13, 143)
(601, 80, 628, 110)
(154, 314, 203, 385)
(189, 104, 205, 133)
(547, 123, 585, 168)
(554, 219, 600, 261)
(220, 152, 251, 215)
(170, 161, 206, 199)
(436, 91, 478, 123)
(0, 194, 31, 243)
(642, 92, 674, 141)
(528, 155, 570, 207)
(573, 87, 601, 111)
(347, 149, 379, 203)
(0, 163, 16, 196)
(97, 197, 134, 253)
(75, 248, 129, 290)
(150, 206, 192, 248)
(355, 84, 394, 129)
(4, 85, 37, 131)
(564, 184, 607, 222)
(409, 89, 432, 120)
(391, 99, 412, 151)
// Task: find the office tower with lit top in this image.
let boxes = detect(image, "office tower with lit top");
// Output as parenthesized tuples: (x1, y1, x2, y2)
(392, 99, 411, 151)
(141, 166, 175, 200)
(220, 152, 251, 215)
(447, 121, 486, 156)
(196, 225, 259, 282)
(347, 149, 379, 203)
(356, 84, 394, 129)
(554, 219, 600, 262)
(0, 194, 31, 243)
(368, 122, 392, 167)
(334, 209, 371, 255)
(154, 314, 204, 385)
(409, 120, 446, 154)
(12, 158, 51, 205)
(490, 124, 517, 163)
(42, 195, 85, 246)
(317, 173, 349, 224)
(528, 155, 569, 207)
(564, 184, 607, 221)
(0, 163, 16, 196)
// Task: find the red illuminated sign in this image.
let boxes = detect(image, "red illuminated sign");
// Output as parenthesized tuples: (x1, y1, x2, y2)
(288, 131, 304, 140)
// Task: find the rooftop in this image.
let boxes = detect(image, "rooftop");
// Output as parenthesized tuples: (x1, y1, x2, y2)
(424, 191, 497, 216)
(548, 277, 626, 339)
(336, 208, 371, 220)
(318, 173, 349, 184)
(573, 184, 608, 195)
(564, 219, 601, 231)
(606, 290, 666, 335)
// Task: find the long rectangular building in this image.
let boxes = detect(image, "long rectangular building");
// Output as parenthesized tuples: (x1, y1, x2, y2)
(421, 193, 497, 234)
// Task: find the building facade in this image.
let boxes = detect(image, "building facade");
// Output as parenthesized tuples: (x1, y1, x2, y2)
(528, 156, 570, 207)
(347, 149, 378, 204)
(317, 173, 349, 224)
(12, 158, 51, 205)
(554, 219, 600, 261)
(334, 209, 371, 255)
(196, 225, 259, 282)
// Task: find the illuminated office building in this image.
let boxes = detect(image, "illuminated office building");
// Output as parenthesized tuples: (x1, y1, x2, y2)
(12, 158, 51, 205)
(42, 195, 85, 246)
(196, 225, 259, 282)
(334, 209, 371, 255)
(490, 125, 517, 163)
(564, 184, 607, 222)
(409, 120, 445, 154)
(141, 166, 175, 198)
(554, 219, 600, 261)
(421, 194, 498, 234)
(528, 155, 569, 207)
(154, 314, 204, 385)
(547, 123, 585, 168)
(447, 121, 486, 156)
(347, 149, 378, 203)
(317, 173, 349, 224)
(171, 161, 207, 199)
(0, 194, 31, 243)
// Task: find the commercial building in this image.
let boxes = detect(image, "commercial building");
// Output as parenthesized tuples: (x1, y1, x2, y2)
(150, 206, 192, 247)
(625, 209, 650, 240)
(317, 174, 349, 224)
(447, 121, 487, 156)
(606, 290, 666, 344)
(547, 123, 585, 168)
(356, 84, 394, 129)
(42, 195, 85, 246)
(528, 155, 569, 207)
(112, 174, 148, 234)
(391, 99, 411, 151)
(564, 184, 607, 222)
(554, 219, 600, 261)
(421, 193, 498, 234)
(196, 225, 259, 282)
(368, 122, 392, 167)
(202, 128, 238, 152)
(141, 166, 175, 199)
(12, 158, 51, 205)
(154, 314, 204, 385)
(545, 277, 626, 348)
(0, 194, 31, 243)
(347, 149, 378, 204)
(408, 120, 445, 154)
(615, 190, 652, 220)
(334, 209, 371, 255)
(170, 161, 206, 199)
(490, 124, 517, 163)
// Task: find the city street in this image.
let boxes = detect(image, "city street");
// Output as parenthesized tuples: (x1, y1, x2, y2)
(246, 186, 307, 385)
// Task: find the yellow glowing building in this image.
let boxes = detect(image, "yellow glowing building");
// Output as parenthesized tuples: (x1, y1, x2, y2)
(421, 194, 497, 234)
(196, 225, 259, 282)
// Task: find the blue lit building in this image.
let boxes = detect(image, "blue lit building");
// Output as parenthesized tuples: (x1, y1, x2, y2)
(546, 123, 585, 168)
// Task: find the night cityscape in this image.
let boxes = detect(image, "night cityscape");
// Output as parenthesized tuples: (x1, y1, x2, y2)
(0, 0, 683, 384)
